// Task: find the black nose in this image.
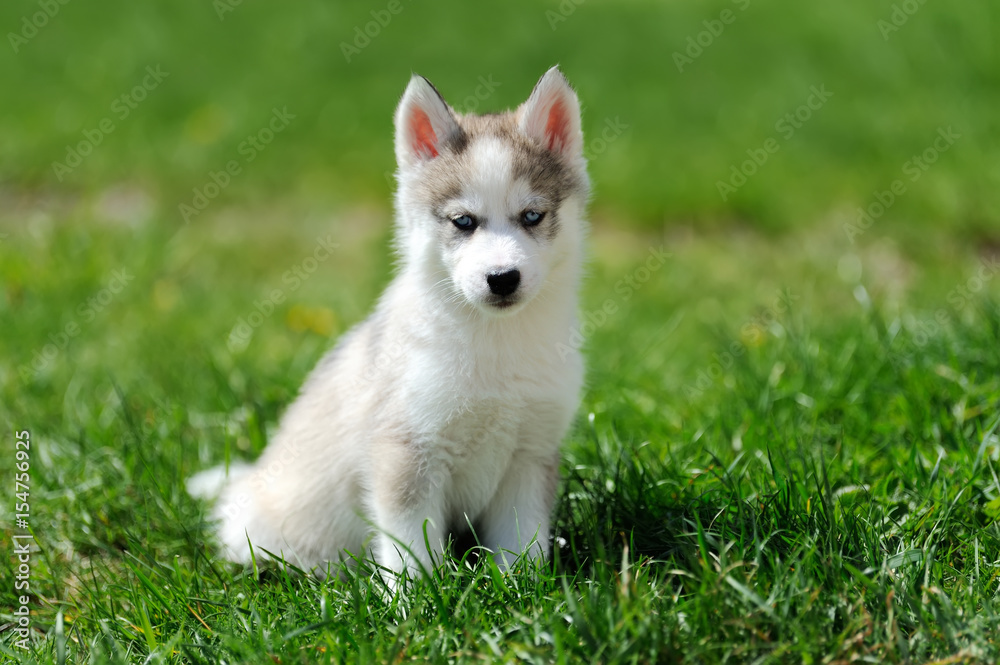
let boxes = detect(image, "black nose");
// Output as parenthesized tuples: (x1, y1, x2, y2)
(486, 269, 520, 297)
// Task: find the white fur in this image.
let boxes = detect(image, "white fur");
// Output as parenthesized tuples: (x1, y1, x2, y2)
(431, 138, 555, 315)
(190, 67, 588, 585)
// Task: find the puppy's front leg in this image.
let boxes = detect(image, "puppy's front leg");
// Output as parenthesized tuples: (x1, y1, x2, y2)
(479, 451, 560, 571)
(371, 455, 447, 590)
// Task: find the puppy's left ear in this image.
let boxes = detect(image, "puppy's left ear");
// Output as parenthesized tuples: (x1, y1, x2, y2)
(519, 66, 583, 159)
(395, 75, 463, 169)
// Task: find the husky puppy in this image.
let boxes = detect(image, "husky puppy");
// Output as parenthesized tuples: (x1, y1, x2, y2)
(189, 67, 589, 582)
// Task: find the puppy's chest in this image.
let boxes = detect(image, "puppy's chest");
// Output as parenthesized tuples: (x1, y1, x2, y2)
(404, 335, 572, 490)
(410, 339, 561, 433)
(428, 397, 524, 513)
(431, 396, 523, 463)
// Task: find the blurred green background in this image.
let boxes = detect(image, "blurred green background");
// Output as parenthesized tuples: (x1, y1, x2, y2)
(2, 0, 997, 234)
(2, 0, 999, 424)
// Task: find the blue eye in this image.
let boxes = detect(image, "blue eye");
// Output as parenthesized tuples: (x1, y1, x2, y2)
(452, 214, 476, 230)
(523, 210, 545, 226)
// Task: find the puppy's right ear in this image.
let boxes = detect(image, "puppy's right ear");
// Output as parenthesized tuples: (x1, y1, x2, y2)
(519, 66, 583, 159)
(394, 75, 463, 169)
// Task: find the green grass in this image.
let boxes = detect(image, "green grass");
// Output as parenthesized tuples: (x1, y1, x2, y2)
(1, 216, 999, 662)
(2, 0, 1000, 661)
(1, 0, 998, 233)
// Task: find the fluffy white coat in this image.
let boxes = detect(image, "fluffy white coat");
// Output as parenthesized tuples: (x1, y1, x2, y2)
(189, 66, 589, 583)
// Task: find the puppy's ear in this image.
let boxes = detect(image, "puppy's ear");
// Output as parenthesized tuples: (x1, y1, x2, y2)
(518, 66, 583, 158)
(395, 75, 463, 169)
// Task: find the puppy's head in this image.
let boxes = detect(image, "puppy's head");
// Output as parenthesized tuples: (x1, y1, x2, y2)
(393, 67, 589, 316)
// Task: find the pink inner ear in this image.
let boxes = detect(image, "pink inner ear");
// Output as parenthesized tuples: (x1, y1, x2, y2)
(409, 108, 439, 159)
(545, 99, 570, 152)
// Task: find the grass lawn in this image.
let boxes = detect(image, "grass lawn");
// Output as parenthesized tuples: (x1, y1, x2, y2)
(2, 217, 998, 662)
(2, 0, 1000, 662)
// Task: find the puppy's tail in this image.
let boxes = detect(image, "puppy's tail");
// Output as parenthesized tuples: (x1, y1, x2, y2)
(186, 461, 253, 500)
